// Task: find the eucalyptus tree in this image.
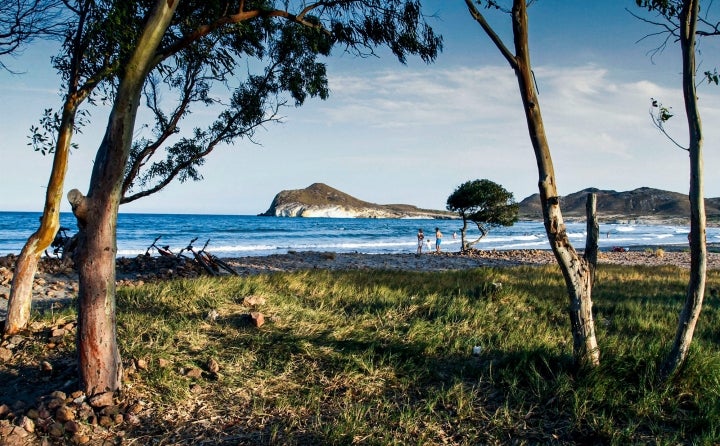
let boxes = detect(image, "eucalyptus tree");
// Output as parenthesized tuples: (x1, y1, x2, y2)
(5, 0, 123, 335)
(54, 0, 440, 401)
(0, 0, 65, 71)
(446, 179, 518, 251)
(634, 0, 716, 379)
(463, 0, 600, 367)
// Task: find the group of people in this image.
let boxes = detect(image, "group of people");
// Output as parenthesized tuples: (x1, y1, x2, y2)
(417, 227, 443, 254)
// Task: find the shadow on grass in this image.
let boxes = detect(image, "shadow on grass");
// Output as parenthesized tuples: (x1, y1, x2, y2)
(0, 346, 78, 410)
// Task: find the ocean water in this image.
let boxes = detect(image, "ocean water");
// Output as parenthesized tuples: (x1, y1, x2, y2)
(0, 212, 718, 258)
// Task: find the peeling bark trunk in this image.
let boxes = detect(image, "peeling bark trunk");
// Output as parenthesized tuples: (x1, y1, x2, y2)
(661, 0, 705, 380)
(72, 0, 178, 397)
(510, 1, 599, 366)
(5, 101, 78, 335)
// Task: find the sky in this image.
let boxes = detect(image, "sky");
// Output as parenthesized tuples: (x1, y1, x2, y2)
(1, 1, 719, 216)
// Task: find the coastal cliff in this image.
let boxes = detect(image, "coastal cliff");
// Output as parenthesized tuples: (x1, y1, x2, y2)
(260, 183, 455, 219)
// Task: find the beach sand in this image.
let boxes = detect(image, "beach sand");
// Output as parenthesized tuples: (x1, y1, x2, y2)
(2, 246, 720, 318)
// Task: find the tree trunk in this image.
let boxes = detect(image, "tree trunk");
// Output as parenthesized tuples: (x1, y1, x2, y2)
(464, 221, 488, 250)
(460, 216, 468, 251)
(5, 101, 78, 335)
(510, 1, 599, 366)
(661, 0, 705, 380)
(585, 193, 599, 285)
(71, 0, 178, 398)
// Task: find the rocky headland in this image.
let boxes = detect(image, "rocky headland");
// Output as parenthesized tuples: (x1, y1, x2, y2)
(260, 183, 455, 219)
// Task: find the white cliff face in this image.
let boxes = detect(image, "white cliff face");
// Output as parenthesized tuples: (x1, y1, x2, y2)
(273, 204, 402, 218)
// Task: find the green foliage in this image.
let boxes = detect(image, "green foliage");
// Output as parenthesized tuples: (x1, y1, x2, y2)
(446, 178, 519, 229)
(32, 1, 442, 201)
(705, 69, 719, 85)
(102, 0, 442, 202)
(635, 0, 682, 17)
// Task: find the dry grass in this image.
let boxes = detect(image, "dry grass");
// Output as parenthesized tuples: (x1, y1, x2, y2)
(2, 265, 720, 445)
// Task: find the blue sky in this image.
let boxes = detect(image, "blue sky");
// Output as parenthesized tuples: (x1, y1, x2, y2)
(1, 1, 719, 215)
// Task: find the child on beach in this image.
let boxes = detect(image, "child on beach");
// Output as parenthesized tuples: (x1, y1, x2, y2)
(417, 229, 425, 254)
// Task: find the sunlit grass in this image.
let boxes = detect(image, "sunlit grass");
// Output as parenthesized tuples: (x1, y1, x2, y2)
(109, 264, 720, 444)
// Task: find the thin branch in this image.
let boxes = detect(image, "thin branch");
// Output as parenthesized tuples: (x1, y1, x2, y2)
(649, 108, 689, 152)
(464, 0, 518, 69)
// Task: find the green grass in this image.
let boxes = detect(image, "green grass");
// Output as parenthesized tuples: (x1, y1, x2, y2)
(109, 265, 720, 444)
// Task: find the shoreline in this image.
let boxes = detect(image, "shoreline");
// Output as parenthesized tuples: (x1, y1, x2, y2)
(2, 246, 720, 319)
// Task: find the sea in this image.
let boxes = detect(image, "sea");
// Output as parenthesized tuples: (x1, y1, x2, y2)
(1, 212, 718, 258)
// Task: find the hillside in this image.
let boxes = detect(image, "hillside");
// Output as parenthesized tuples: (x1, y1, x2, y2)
(260, 183, 455, 219)
(518, 187, 720, 223)
(261, 184, 720, 223)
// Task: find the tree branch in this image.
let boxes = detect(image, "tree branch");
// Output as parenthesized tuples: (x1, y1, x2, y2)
(464, 0, 518, 69)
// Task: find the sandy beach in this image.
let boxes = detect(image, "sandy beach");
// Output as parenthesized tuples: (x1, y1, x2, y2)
(1, 247, 720, 319)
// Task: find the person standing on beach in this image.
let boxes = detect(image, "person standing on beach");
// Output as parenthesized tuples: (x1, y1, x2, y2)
(435, 227, 443, 253)
(417, 228, 425, 254)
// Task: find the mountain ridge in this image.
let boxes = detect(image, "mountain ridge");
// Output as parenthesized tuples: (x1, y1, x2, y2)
(261, 183, 720, 223)
(518, 187, 720, 223)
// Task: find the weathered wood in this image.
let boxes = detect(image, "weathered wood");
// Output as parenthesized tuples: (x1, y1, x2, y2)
(585, 193, 599, 285)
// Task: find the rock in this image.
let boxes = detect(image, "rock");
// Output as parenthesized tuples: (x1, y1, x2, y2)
(88, 392, 114, 408)
(17, 415, 35, 433)
(2, 426, 30, 446)
(185, 368, 203, 379)
(206, 357, 220, 374)
(0, 404, 9, 417)
(126, 403, 143, 415)
(250, 311, 265, 327)
(50, 328, 66, 337)
(0, 347, 12, 361)
(135, 358, 148, 370)
(55, 405, 75, 422)
(71, 433, 91, 444)
(46, 397, 64, 410)
(48, 421, 65, 437)
(124, 413, 141, 425)
(40, 361, 53, 373)
(206, 309, 219, 321)
(49, 391, 67, 401)
(158, 358, 170, 368)
(261, 183, 454, 219)
(76, 404, 95, 424)
(243, 295, 266, 306)
(64, 419, 81, 434)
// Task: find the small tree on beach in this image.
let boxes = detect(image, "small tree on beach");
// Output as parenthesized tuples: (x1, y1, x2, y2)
(463, 0, 600, 368)
(446, 179, 518, 251)
(14, 0, 441, 402)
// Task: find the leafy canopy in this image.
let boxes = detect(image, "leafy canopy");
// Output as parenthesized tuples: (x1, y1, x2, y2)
(446, 179, 518, 228)
(28, 0, 443, 202)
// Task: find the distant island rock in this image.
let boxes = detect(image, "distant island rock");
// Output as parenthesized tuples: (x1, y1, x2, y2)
(518, 187, 720, 224)
(260, 183, 455, 219)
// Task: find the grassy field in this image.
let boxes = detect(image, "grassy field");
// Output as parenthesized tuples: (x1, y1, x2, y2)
(6, 263, 719, 445)
(85, 263, 719, 445)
